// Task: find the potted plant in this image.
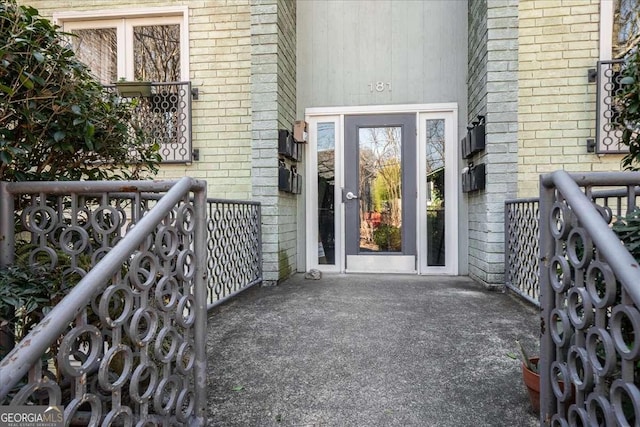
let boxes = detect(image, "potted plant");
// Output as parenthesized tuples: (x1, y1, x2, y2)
(516, 340, 541, 413)
(515, 341, 574, 414)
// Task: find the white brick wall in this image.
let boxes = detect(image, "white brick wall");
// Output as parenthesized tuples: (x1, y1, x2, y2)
(467, 0, 519, 287)
(251, 0, 297, 284)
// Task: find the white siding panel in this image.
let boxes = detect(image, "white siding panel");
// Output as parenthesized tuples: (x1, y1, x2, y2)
(297, 0, 468, 111)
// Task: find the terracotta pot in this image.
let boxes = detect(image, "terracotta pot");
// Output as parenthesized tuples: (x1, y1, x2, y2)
(522, 357, 574, 415)
(522, 357, 541, 414)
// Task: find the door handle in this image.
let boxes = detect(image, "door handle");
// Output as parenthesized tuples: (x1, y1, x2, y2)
(346, 191, 358, 200)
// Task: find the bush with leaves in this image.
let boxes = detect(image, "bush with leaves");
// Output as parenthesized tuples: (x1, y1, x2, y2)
(617, 49, 640, 169)
(0, 0, 160, 181)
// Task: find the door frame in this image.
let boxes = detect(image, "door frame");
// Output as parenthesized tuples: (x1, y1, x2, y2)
(305, 104, 459, 274)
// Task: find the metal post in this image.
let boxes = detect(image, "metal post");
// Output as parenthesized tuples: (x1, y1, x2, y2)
(191, 182, 208, 426)
(0, 182, 15, 268)
(538, 175, 556, 425)
(0, 182, 15, 356)
(504, 201, 510, 289)
(256, 204, 263, 283)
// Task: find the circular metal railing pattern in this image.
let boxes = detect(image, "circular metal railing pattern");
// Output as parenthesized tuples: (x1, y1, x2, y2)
(1, 187, 206, 425)
(544, 184, 640, 426)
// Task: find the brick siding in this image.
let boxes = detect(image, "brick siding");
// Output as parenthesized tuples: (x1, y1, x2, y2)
(518, 0, 623, 197)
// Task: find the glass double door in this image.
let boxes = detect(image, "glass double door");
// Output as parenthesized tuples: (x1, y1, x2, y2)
(309, 109, 455, 275)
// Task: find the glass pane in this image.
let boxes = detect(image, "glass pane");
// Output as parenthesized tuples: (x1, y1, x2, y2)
(358, 127, 402, 253)
(612, 0, 640, 59)
(426, 119, 445, 266)
(318, 123, 335, 265)
(71, 28, 117, 85)
(133, 24, 181, 82)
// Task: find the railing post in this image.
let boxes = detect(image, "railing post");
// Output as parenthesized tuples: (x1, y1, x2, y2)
(192, 183, 208, 426)
(538, 176, 555, 425)
(257, 204, 263, 282)
(0, 182, 14, 268)
(0, 182, 15, 356)
(504, 201, 510, 288)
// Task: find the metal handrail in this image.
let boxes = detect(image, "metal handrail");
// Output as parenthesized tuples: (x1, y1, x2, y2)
(504, 183, 640, 307)
(538, 170, 640, 423)
(0, 177, 207, 415)
(540, 171, 640, 307)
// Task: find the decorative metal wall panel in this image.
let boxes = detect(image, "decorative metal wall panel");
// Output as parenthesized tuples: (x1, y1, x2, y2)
(538, 171, 640, 425)
(504, 198, 540, 305)
(596, 60, 628, 154)
(0, 179, 209, 426)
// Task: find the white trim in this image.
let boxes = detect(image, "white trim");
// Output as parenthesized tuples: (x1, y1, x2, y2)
(346, 255, 416, 273)
(305, 116, 343, 272)
(304, 103, 459, 275)
(306, 103, 459, 116)
(417, 111, 459, 275)
(600, 0, 613, 60)
(56, 7, 190, 82)
(53, 6, 189, 22)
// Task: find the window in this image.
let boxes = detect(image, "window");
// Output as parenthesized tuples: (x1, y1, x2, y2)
(596, 0, 640, 153)
(55, 8, 192, 163)
(612, 0, 640, 60)
(55, 7, 189, 84)
(600, 0, 640, 61)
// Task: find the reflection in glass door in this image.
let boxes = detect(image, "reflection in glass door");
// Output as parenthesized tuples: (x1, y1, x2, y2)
(426, 119, 445, 266)
(357, 127, 402, 253)
(317, 122, 336, 265)
(344, 114, 416, 272)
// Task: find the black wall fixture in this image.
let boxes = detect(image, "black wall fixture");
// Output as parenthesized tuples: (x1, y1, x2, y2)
(461, 115, 486, 159)
(462, 163, 486, 193)
(278, 129, 301, 162)
(278, 160, 292, 192)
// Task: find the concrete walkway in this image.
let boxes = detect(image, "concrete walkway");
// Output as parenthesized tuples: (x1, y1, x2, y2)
(206, 274, 539, 427)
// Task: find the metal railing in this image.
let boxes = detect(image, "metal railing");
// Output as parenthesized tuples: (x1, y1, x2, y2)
(107, 81, 193, 163)
(596, 59, 628, 154)
(0, 178, 209, 425)
(505, 186, 639, 307)
(505, 198, 540, 305)
(538, 171, 640, 425)
(206, 199, 262, 308)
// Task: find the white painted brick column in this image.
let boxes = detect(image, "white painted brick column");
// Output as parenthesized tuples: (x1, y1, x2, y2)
(251, 0, 297, 284)
(467, 0, 519, 287)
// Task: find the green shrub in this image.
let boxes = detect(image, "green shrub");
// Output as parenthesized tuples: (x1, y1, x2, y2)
(612, 207, 640, 260)
(373, 224, 401, 252)
(616, 49, 640, 170)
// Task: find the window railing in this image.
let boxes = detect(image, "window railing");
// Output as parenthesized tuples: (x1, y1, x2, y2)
(107, 81, 193, 163)
(596, 59, 628, 154)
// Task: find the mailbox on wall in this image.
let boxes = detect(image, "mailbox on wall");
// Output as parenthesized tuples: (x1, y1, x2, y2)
(278, 129, 301, 161)
(461, 163, 486, 193)
(278, 124, 305, 195)
(461, 115, 485, 159)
